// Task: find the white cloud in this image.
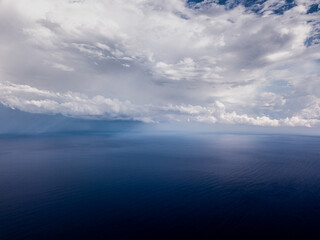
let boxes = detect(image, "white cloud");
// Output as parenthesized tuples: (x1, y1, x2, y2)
(52, 63, 74, 72)
(0, 82, 143, 120)
(154, 57, 223, 82)
(1, 81, 319, 127)
(0, 0, 319, 129)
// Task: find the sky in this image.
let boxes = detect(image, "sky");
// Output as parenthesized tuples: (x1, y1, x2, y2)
(0, 0, 320, 130)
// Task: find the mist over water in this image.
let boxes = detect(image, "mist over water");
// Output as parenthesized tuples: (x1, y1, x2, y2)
(1, 133, 320, 239)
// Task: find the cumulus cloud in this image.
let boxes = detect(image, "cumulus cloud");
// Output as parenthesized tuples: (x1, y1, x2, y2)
(1, 82, 319, 127)
(0, 82, 145, 120)
(0, 0, 319, 128)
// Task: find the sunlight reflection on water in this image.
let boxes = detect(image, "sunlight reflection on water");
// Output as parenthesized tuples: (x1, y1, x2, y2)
(0, 133, 320, 239)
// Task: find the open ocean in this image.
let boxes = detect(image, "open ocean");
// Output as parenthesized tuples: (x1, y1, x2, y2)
(1, 133, 320, 239)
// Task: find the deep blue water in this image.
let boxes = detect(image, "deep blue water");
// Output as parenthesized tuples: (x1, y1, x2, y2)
(1, 133, 320, 239)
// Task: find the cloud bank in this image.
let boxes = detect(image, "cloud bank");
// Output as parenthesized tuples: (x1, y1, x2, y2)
(0, 0, 319, 127)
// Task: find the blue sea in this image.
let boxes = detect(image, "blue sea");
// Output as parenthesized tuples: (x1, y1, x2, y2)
(1, 133, 320, 239)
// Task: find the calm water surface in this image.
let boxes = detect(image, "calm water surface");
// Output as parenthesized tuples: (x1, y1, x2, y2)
(1, 133, 320, 239)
